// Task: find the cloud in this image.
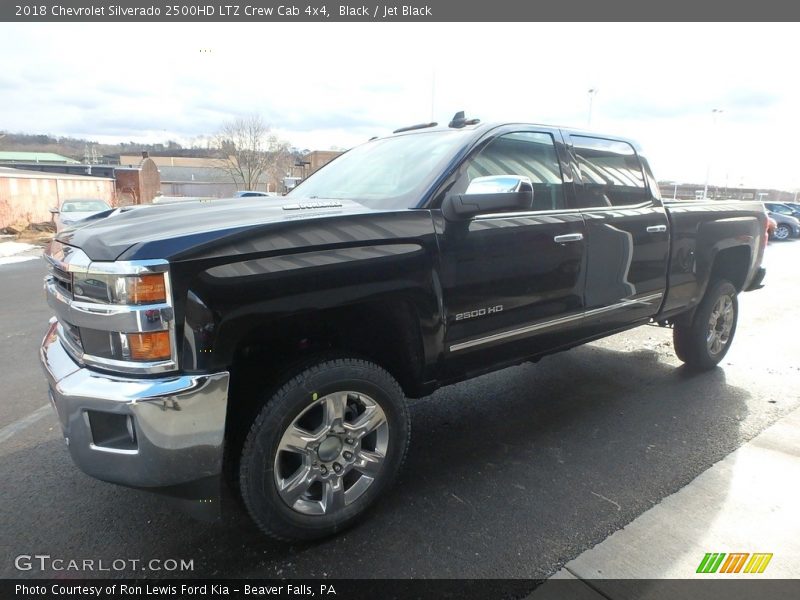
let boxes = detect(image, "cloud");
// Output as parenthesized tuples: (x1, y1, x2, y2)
(1, 22, 799, 188)
(724, 89, 779, 110)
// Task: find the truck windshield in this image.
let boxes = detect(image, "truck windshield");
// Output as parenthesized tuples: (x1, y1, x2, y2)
(288, 130, 468, 209)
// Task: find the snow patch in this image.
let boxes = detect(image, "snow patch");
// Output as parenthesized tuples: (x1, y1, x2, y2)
(0, 241, 37, 257)
(0, 255, 39, 266)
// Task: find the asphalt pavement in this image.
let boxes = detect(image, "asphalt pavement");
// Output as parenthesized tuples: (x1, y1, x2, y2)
(546, 405, 800, 583)
(1, 240, 798, 585)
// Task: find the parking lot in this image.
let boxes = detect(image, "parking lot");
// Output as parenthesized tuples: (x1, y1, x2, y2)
(1, 239, 798, 582)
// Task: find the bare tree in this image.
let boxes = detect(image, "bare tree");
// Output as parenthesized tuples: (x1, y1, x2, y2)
(214, 115, 292, 192)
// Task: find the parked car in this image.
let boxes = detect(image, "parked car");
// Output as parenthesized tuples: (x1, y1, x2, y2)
(765, 202, 800, 219)
(41, 116, 768, 541)
(779, 201, 800, 215)
(234, 190, 276, 198)
(764, 205, 800, 240)
(72, 277, 111, 302)
(50, 199, 112, 232)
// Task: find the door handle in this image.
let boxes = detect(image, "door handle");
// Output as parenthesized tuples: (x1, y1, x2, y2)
(646, 225, 667, 233)
(553, 233, 584, 243)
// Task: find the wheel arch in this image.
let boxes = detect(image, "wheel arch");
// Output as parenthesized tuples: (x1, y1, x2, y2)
(219, 295, 428, 491)
(708, 245, 752, 293)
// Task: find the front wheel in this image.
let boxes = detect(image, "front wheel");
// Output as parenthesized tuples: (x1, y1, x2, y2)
(773, 224, 791, 240)
(239, 358, 410, 541)
(673, 279, 738, 371)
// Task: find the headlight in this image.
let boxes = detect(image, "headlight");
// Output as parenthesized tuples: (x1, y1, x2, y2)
(73, 272, 168, 305)
(116, 273, 168, 304)
(45, 245, 177, 374)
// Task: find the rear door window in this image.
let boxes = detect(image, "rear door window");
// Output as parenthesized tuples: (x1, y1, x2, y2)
(571, 136, 649, 208)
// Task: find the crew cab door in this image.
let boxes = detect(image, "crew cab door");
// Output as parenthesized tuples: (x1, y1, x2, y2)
(434, 128, 588, 374)
(565, 134, 669, 331)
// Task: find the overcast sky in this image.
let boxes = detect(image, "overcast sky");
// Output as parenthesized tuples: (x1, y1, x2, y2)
(1, 22, 798, 189)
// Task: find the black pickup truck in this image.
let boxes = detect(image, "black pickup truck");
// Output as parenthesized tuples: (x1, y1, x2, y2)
(40, 115, 767, 540)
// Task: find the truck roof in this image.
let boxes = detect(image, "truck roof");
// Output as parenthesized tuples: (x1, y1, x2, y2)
(384, 118, 641, 150)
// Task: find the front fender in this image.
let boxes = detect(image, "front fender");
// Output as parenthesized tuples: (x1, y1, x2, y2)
(182, 241, 443, 380)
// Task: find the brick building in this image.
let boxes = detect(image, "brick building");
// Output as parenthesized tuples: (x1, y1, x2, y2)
(114, 157, 161, 205)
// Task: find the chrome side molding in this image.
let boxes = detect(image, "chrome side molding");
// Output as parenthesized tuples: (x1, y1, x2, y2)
(449, 293, 664, 353)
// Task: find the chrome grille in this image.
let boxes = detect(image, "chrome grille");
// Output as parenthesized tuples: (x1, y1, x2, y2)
(61, 320, 83, 350)
(50, 264, 73, 298)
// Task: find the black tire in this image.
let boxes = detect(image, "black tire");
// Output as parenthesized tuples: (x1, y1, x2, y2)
(673, 279, 738, 371)
(239, 357, 410, 541)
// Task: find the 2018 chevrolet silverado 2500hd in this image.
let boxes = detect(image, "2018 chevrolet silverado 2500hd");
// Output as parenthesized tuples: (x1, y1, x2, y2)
(40, 115, 768, 540)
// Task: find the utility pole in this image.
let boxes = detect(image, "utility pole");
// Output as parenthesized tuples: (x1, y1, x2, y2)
(703, 108, 723, 200)
(587, 88, 598, 127)
(430, 68, 436, 122)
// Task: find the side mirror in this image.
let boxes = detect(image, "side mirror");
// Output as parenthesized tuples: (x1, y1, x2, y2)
(49, 207, 59, 214)
(442, 175, 534, 220)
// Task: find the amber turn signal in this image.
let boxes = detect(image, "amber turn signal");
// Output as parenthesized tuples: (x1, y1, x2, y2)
(128, 274, 167, 304)
(127, 331, 171, 361)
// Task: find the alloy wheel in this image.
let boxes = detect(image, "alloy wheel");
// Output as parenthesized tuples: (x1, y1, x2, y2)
(274, 391, 389, 516)
(706, 294, 735, 355)
(774, 225, 790, 240)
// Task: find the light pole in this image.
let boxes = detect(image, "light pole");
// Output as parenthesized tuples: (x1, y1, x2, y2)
(430, 67, 436, 122)
(587, 88, 598, 127)
(663, 181, 680, 200)
(703, 108, 723, 200)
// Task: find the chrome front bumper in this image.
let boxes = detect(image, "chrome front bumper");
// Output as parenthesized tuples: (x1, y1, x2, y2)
(40, 320, 230, 490)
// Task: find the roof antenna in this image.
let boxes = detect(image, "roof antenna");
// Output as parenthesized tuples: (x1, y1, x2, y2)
(448, 111, 480, 128)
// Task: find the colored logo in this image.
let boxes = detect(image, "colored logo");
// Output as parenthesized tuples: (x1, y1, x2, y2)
(696, 552, 773, 574)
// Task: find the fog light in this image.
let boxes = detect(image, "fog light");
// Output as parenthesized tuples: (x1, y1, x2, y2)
(127, 331, 171, 361)
(86, 410, 137, 451)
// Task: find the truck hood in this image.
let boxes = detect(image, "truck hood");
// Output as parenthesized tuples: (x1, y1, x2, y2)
(56, 197, 376, 261)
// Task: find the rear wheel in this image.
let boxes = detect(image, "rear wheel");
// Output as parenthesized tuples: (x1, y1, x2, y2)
(239, 357, 410, 541)
(673, 279, 738, 371)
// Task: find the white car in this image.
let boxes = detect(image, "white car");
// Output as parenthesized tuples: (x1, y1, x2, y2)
(51, 199, 111, 232)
